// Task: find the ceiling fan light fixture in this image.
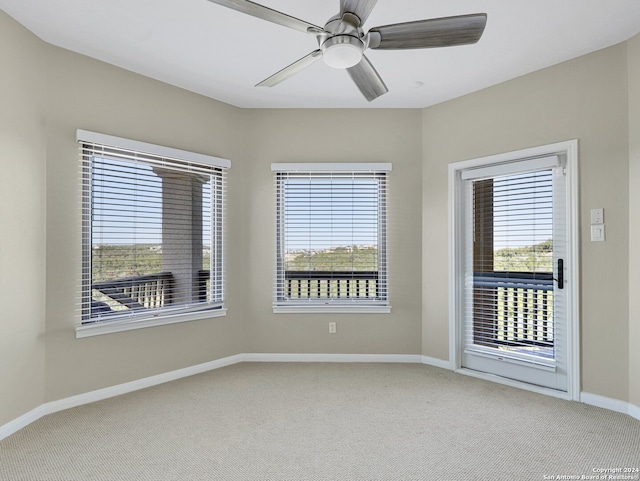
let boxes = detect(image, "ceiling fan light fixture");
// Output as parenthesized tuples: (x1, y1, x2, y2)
(321, 35, 364, 69)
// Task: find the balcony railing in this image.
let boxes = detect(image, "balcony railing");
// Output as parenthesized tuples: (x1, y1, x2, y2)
(91, 270, 211, 317)
(92, 272, 173, 314)
(284, 271, 379, 300)
(473, 272, 554, 350)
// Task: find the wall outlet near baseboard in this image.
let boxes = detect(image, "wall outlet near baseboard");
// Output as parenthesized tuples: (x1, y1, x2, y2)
(328, 322, 336, 334)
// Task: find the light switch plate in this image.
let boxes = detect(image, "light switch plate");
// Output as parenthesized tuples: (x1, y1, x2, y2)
(591, 224, 606, 242)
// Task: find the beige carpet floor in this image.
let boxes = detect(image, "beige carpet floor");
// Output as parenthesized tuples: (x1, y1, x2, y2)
(1, 362, 639, 480)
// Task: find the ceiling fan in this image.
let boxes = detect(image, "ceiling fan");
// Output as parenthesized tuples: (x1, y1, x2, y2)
(206, 0, 487, 101)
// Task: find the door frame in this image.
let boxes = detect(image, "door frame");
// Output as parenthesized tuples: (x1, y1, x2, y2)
(448, 140, 580, 401)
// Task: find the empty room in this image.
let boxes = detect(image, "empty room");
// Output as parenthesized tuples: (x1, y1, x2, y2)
(1, 1, 639, 479)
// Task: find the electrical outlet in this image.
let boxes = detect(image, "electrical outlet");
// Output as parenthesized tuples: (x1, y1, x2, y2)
(328, 322, 337, 334)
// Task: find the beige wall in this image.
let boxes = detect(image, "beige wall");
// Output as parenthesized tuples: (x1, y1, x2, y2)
(422, 44, 630, 401)
(40, 42, 422, 403)
(628, 33, 640, 409)
(42, 44, 247, 402)
(2, 8, 639, 428)
(242, 110, 423, 355)
(0, 12, 47, 426)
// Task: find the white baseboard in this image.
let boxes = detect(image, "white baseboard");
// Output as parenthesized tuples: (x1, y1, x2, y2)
(420, 355, 453, 370)
(0, 352, 420, 441)
(3, 354, 638, 441)
(0, 405, 49, 442)
(0, 354, 244, 441)
(44, 354, 245, 414)
(243, 353, 422, 363)
(580, 391, 640, 420)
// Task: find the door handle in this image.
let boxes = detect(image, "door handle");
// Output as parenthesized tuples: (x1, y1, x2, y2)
(556, 259, 564, 290)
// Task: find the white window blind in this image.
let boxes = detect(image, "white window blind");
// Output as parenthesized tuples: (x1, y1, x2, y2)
(272, 164, 390, 310)
(464, 166, 556, 367)
(78, 130, 229, 327)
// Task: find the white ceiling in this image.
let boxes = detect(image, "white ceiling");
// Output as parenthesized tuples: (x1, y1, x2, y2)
(2, 0, 640, 109)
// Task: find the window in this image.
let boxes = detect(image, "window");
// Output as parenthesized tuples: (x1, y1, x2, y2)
(272, 163, 391, 313)
(468, 168, 555, 360)
(77, 130, 230, 337)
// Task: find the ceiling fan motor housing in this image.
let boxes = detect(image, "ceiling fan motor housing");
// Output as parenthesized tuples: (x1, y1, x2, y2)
(320, 12, 366, 69)
(321, 35, 364, 68)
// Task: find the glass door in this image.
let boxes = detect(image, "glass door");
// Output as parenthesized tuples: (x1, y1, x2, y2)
(460, 155, 568, 391)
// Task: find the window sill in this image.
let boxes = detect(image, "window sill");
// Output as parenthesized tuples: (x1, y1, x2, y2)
(273, 304, 391, 314)
(76, 308, 227, 338)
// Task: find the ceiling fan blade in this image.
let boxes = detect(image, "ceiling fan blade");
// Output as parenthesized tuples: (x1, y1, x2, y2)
(256, 50, 323, 87)
(346, 54, 388, 102)
(368, 13, 487, 50)
(340, 0, 379, 25)
(206, 0, 323, 34)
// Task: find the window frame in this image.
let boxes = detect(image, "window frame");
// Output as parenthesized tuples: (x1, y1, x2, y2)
(76, 130, 230, 338)
(271, 163, 391, 314)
